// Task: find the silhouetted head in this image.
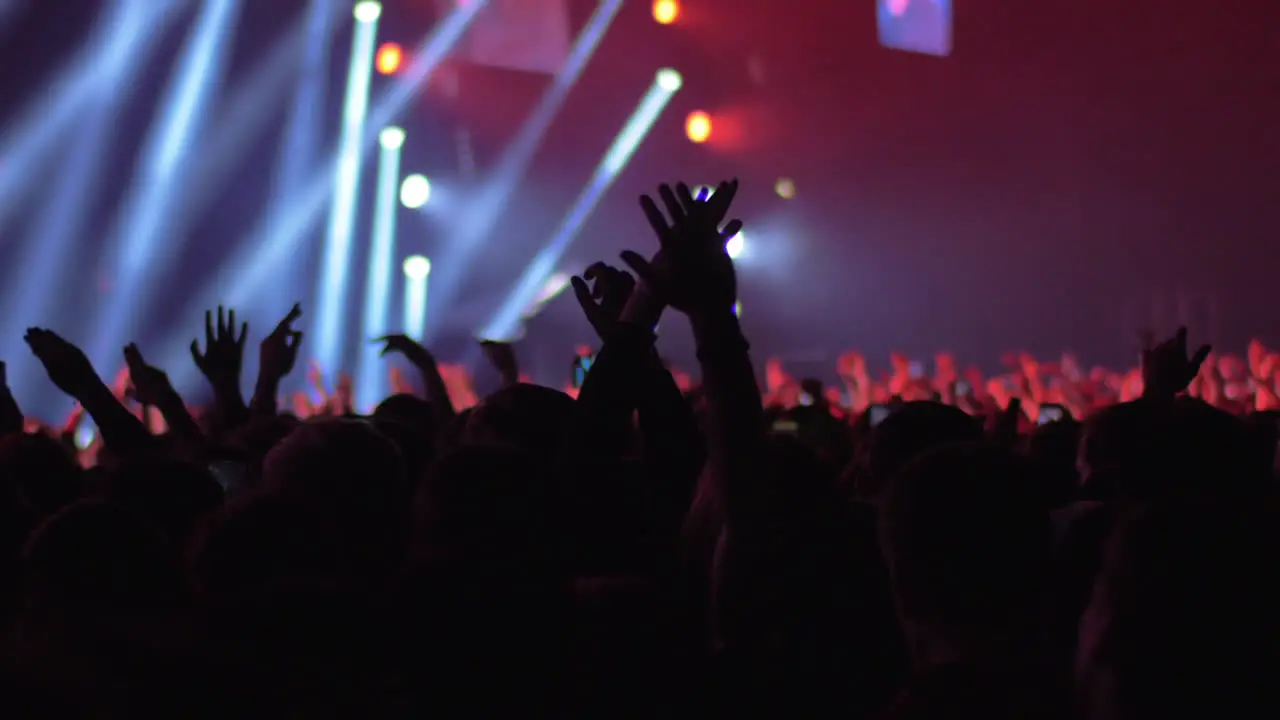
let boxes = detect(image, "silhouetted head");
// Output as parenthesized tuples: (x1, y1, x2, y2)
(763, 431, 842, 512)
(102, 458, 223, 551)
(260, 419, 410, 574)
(373, 392, 438, 434)
(1027, 417, 1082, 508)
(23, 501, 185, 616)
(464, 384, 574, 462)
(880, 442, 1049, 646)
(225, 414, 301, 488)
(414, 444, 557, 582)
(369, 410, 434, 483)
(262, 418, 406, 499)
(852, 401, 983, 504)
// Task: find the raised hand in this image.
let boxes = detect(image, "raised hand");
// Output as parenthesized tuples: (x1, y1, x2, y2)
(25, 328, 102, 401)
(190, 306, 248, 389)
(123, 343, 172, 407)
(987, 396, 1023, 447)
(620, 180, 743, 317)
(478, 339, 520, 386)
(372, 333, 432, 369)
(260, 303, 304, 383)
(1142, 326, 1211, 400)
(0, 361, 22, 437)
(571, 262, 636, 339)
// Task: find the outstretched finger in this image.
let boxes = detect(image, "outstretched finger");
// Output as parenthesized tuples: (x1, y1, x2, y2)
(371, 335, 395, 357)
(1190, 343, 1212, 370)
(639, 195, 673, 248)
(674, 182, 697, 215)
(583, 262, 610, 288)
(707, 179, 739, 223)
(272, 303, 302, 337)
(658, 184, 684, 226)
(570, 276, 600, 323)
(236, 322, 248, 347)
(204, 310, 215, 349)
(190, 339, 204, 365)
(721, 218, 744, 240)
(615, 269, 636, 293)
(218, 307, 227, 339)
(619, 250, 657, 288)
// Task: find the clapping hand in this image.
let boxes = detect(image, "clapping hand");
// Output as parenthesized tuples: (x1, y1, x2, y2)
(1142, 326, 1211, 400)
(571, 262, 635, 340)
(123, 343, 172, 407)
(620, 180, 743, 318)
(191, 306, 248, 391)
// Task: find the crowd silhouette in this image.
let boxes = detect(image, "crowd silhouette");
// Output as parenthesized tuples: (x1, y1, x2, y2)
(0, 179, 1276, 718)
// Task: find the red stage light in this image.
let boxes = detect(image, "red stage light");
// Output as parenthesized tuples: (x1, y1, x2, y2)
(685, 110, 712, 143)
(376, 42, 403, 75)
(652, 0, 680, 25)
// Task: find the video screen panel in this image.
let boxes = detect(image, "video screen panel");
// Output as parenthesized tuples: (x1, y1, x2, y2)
(877, 0, 952, 57)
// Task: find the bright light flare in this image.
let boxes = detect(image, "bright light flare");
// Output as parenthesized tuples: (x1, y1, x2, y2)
(379, 125, 405, 149)
(652, 0, 680, 24)
(354, 1, 382, 23)
(400, 173, 431, 208)
(685, 110, 711, 143)
(656, 67, 682, 92)
(375, 42, 402, 74)
(775, 177, 795, 199)
(402, 254, 431, 340)
(726, 230, 745, 259)
(403, 255, 432, 279)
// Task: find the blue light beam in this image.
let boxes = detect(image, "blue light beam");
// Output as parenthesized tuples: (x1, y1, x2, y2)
(354, 127, 405, 411)
(429, 0, 624, 321)
(478, 68, 683, 341)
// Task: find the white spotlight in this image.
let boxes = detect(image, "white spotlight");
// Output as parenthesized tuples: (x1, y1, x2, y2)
(353, 1, 382, 23)
(379, 126, 405, 149)
(399, 173, 431, 208)
(403, 254, 431, 279)
(656, 67, 682, 92)
(726, 230, 745, 259)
